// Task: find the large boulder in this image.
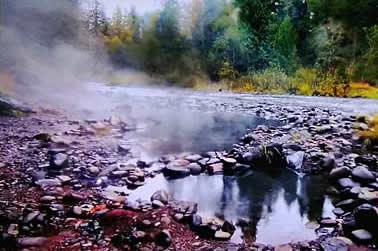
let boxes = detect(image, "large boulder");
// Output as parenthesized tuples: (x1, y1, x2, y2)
(354, 204, 378, 235)
(329, 167, 351, 181)
(163, 159, 190, 178)
(0, 94, 31, 116)
(287, 151, 305, 170)
(241, 144, 286, 168)
(351, 166, 375, 183)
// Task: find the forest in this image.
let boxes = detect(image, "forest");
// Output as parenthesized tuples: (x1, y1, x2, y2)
(0, 0, 377, 98)
(92, 0, 378, 98)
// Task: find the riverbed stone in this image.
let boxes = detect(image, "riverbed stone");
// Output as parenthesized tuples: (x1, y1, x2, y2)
(152, 200, 165, 208)
(163, 160, 190, 178)
(320, 237, 350, 251)
(208, 163, 224, 175)
(214, 230, 231, 240)
(358, 187, 378, 203)
(287, 151, 305, 170)
(351, 229, 373, 243)
(151, 190, 169, 204)
(354, 203, 378, 234)
(50, 153, 68, 169)
(156, 229, 172, 246)
(18, 237, 48, 247)
(352, 166, 375, 183)
(185, 154, 202, 162)
(188, 163, 202, 175)
(337, 178, 360, 189)
(329, 167, 351, 181)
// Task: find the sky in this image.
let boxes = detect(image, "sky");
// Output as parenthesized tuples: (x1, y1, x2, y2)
(101, 0, 162, 16)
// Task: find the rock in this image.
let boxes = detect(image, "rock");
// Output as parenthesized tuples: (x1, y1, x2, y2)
(191, 214, 202, 227)
(222, 157, 237, 166)
(351, 229, 373, 243)
(152, 200, 165, 208)
(40, 195, 56, 202)
(57, 175, 72, 184)
(275, 244, 293, 251)
(286, 151, 305, 170)
(214, 230, 231, 240)
(88, 166, 100, 175)
(354, 204, 378, 234)
(163, 160, 190, 178)
(161, 216, 171, 225)
(72, 206, 82, 216)
(33, 132, 50, 141)
(320, 218, 337, 226)
(135, 231, 146, 240)
(103, 209, 135, 221)
(332, 208, 345, 216)
(18, 237, 48, 247)
(337, 178, 360, 189)
(336, 199, 358, 211)
(151, 190, 169, 204)
(188, 163, 202, 175)
(321, 154, 336, 170)
(24, 211, 40, 224)
(320, 237, 350, 251)
(241, 148, 262, 164)
(221, 220, 236, 234)
(185, 154, 203, 162)
(118, 144, 131, 154)
(358, 187, 378, 203)
(208, 163, 224, 175)
(7, 224, 19, 236)
(156, 229, 172, 246)
(329, 167, 351, 181)
(174, 213, 184, 222)
(352, 166, 375, 183)
(50, 153, 68, 169)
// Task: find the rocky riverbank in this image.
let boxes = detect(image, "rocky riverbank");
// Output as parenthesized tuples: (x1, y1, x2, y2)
(0, 94, 377, 250)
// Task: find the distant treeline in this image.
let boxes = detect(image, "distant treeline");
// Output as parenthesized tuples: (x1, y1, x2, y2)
(1, 0, 377, 97)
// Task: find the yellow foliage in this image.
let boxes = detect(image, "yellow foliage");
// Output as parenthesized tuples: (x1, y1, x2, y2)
(359, 115, 378, 145)
(104, 36, 124, 53)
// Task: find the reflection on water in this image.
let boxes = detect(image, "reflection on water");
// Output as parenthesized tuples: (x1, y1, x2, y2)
(118, 169, 334, 245)
(129, 110, 281, 156)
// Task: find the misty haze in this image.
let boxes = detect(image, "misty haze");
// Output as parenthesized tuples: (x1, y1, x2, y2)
(0, 0, 377, 250)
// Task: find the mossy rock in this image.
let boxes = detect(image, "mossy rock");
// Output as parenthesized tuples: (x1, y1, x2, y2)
(0, 94, 31, 116)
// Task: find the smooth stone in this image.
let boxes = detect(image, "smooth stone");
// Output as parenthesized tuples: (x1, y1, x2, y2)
(24, 211, 40, 224)
(151, 190, 169, 204)
(332, 208, 345, 216)
(335, 199, 358, 211)
(73, 206, 82, 216)
(351, 229, 373, 243)
(352, 166, 375, 183)
(320, 237, 350, 251)
(36, 179, 62, 187)
(275, 244, 293, 251)
(88, 166, 100, 175)
(329, 167, 351, 181)
(337, 178, 360, 189)
(18, 237, 48, 247)
(50, 153, 68, 169)
(57, 175, 72, 184)
(354, 203, 378, 233)
(214, 230, 231, 240)
(40, 196, 56, 202)
(188, 163, 202, 175)
(185, 154, 203, 162)
(358, 187, 378, 203)
(173, 213, 184, 221)
(208, 163, 224, 175)
(152, 200, 165, 208)
(191, 214, 202, 227)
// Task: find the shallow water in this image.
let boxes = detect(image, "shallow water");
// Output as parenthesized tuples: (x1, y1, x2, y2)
(107, 169, 335, 245)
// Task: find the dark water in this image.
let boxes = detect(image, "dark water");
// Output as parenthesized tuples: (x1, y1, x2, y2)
(107, 169, 334, 245)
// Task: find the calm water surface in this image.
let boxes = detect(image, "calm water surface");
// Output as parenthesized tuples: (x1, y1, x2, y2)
(107, 169, 334, 245)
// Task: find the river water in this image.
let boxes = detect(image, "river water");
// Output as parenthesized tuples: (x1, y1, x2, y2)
(90, 84, 376, 245)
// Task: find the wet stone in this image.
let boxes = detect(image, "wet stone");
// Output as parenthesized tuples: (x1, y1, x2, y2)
(351, 229, 373, 243)
(320, 237, 350, 251)
(214, 230, 231, 240)
(337, 178, 360, 189)
(151, 190, 169, 204)
(329, 167, 351, 181)
(50, 153, 69, 169)
(18, 237, 48, 247)
(152, 200, 165, 208)
(188, 163, 202, 175)
(352, 166, 375, 183)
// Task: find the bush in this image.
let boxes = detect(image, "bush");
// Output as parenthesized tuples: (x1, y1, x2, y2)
(359, 116, 378, 146)
(248, 68, 290, 93)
